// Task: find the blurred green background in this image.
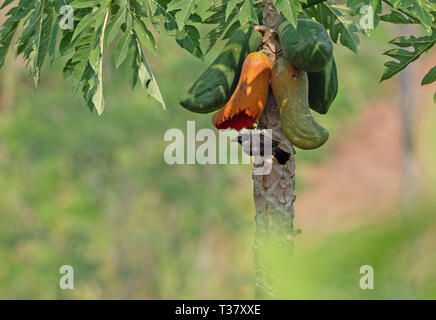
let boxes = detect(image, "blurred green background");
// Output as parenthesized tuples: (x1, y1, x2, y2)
(0, 19, 435, 299)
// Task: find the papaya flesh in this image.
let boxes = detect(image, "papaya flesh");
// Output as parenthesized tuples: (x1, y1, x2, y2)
(278, 17, 333, 73)
(212, 52, 272, 131)
(179, 26, 262, 114)
(308, 57, 338, 114)
(271, 57, 329, 150)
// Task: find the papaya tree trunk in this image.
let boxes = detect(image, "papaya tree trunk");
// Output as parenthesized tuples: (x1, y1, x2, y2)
(253, 0, 297, 299)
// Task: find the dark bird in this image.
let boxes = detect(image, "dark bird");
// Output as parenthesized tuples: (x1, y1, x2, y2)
(234, 132, 291, 165)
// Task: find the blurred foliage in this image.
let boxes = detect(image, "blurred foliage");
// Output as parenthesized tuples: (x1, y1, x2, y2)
(272, 205, 436, 299)
(0, 24, 435, 299)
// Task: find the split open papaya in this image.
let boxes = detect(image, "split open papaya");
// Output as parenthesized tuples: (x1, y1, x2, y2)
(271, 57, 329, 150)
(179, 26, 262, 114)
(212, 52, 272, 131)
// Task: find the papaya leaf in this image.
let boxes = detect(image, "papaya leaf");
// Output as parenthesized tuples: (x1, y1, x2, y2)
(381, 32, 436, 81)
(106, 2, 128, 46)
(225, 0, 240, 21)
(15, 0, 57, 87)
(274, 0, 307, 28)
(0, 0, 16, 9)
(114, 13, 133, 68)
(71, 5, 106, 42)
(395, 0, 434, 32)
(202, 0, 261, 53)
(240, 0, 258, 25)
(69, 0, 103, 9)
(306, 2, 361, 53)
(422, 65, 436, 85)
(132, 18, 157, 55)
(204, 3, 240, 52)
(167, 0, 199, 30)
(204, 1, 240, 24)
(175, 24, 203, 59)
(48, 7, 60, 65)
(129, 37, 165, 109)
(0, 3, 23, 67)
(380, 10, 418, 24)
(223, 20, 242, 39)
(151, 0, 203, 59)
(64, 1, 110, 115)
(347, 0, 382, 29)
(383, 0, 435, 32)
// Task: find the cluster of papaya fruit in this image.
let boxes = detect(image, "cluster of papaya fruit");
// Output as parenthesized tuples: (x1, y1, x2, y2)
(179, 16, 338, 150)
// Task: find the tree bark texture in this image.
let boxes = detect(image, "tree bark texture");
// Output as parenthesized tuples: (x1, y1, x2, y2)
(253, 0, 297, 299)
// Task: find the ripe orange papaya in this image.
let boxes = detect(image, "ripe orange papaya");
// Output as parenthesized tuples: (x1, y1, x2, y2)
(212, 52, 272, 131)
(271, 57, 329, 150)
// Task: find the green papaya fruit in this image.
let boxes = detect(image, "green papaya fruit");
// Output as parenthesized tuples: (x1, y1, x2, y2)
(271, 57, 329, 150)
(179, 26, 262, 114)
(308, 57, 338, 114)
(278, 17, 333, 73)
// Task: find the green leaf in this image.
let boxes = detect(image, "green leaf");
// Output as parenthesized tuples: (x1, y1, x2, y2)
(225, 0, 239, 21)
(422, 65, 436, 85)
(347, 0, 382, 29)
(64, 2, 110, 114)
(59, 30, 74, 56)
(175, 24, 203, 59)
(106, 4, 128, 46)
(223, 20, 241, 39)
(167, 0, 198, 30)
(129, 38, 165, 109)
(0, 0, 15, 9)
(398, 0, 434, 32)
(133, 18, 157, 54)
(240, 0, 258, 25)
(434, 91, 436, 103)
(70, 0, 105, 9)
(274, 0, 307, 28)
(15, 0, 56, 87)
(48, 7, 60, 65)
(0, 2, 24, 68)
(114, 13, 133, 68)
(204, 4, 240, 53)
(381, 32, 436, 81)
(383, 0, 434, 32)
(72, 6, 106, 42)
(380, 10, 417, 24)
(306, 2, 361, 53)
